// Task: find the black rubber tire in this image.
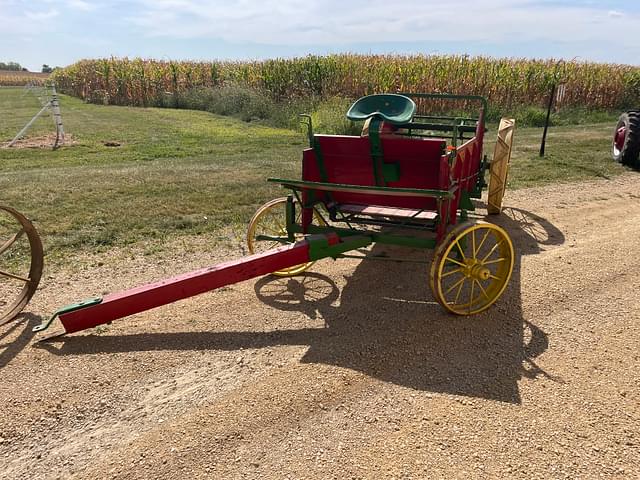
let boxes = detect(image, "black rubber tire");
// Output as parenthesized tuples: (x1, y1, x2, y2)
(613, 111, 640, 169)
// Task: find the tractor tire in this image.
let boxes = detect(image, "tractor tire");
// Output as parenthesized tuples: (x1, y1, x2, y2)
(612, 111, 640, 169)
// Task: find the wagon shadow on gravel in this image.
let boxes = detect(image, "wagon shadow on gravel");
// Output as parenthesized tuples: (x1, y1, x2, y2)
(251, 206, 565, 404)
(36, 207, 563, 404)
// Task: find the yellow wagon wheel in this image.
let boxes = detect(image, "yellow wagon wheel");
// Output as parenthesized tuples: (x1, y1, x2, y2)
(487, 118, 515, 215)
(0, 205, 44, 325)
(247, 197, 325, 277)
(430, 221, 514, 315)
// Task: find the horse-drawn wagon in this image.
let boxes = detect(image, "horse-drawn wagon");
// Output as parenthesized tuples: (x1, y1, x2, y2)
(24, 92, 515, 337)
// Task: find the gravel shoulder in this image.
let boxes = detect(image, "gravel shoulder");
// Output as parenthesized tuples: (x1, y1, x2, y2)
(1, 174, 639, 479)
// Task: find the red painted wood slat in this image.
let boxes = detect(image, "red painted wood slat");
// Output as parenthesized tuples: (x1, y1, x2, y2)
(58, 241, 314, 334)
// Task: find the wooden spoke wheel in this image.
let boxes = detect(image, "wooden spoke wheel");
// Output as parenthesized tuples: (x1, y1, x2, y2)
(487, 118, 515, 215)
(247, 197, 324, 277)
(430, 221, 514, 315)
(0, 205, 44, 324)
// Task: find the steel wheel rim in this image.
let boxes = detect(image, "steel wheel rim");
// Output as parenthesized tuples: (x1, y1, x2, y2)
(430, 221, 514, 315)
(0, 205, 44, 324)
(246, 197, 320, 277)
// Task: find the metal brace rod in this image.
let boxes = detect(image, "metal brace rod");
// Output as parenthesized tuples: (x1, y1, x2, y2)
(7, 101, 51, 147)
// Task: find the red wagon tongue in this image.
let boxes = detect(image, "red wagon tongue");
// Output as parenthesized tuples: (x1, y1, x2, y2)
(34, 234, 371, 338)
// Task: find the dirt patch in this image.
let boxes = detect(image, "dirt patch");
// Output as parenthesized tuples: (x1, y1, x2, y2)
(0, 174, 639, 479)
(2, 133, 75, 149)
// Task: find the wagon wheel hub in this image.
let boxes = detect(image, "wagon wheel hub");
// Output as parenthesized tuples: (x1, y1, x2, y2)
(471, 264, 491, 281)
(464, 260, 490, 281)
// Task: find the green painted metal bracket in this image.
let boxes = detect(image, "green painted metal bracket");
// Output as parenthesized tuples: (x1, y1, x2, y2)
(299, 114, 314, 148)
(368, 118, 401, 184)
(33, 297, 103, 333)
(308, 235, 373, 261)
(286, 195, 296, 242)
(312, 137, 329, 183)
(382, 163, 401, 182)
(298, 224, 437, 250)
(459, 191, 475, 211)
(470, 154, 488, 198)
(369, 118, 385, 186)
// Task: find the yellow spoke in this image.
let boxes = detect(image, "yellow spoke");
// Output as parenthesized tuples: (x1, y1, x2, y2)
(441, 267, 463, 278)
(445, 256, 466, 268)
(0, 269, 30, 282)
(445, 276, 466, 295)
(474, 229, 490, 257)
(474, 279, 490, 299)
(453, 278, 465, 304)
(481, 239, 504, 262)
(483, 257, 507, 265)
(489, 274, 503, 281)
(455, 240, 467, 261)
(471, 229, 476, 259)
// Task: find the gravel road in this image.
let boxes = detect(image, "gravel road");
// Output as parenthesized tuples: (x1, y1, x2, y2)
(1, 174, 639, 479)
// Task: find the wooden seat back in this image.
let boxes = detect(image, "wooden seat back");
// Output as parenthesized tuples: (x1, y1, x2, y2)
(302, 134, 450, 210)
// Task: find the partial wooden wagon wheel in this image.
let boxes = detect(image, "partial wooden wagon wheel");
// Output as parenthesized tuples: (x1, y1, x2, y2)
(0, 205, 44, 324)
(487, 118, 515, 215)
(429, 220, 514, 315)
(247, 197, 325, 277)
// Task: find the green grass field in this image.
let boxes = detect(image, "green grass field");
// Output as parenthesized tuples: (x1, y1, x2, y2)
(0, 87, 628, 264)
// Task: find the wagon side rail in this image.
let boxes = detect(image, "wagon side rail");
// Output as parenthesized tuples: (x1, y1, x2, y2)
(267, 178, 457, 199)
(268, 177, 458, 240)
(396, 93, 487, 146)
(397, 93, 487, 113)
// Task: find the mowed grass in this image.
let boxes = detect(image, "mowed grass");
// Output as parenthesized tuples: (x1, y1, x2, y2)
(1, 87, 303, 261)
(0, 87, 629, 264)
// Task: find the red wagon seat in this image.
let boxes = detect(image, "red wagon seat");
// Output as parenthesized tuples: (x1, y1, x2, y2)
(302, 134, 450, 214)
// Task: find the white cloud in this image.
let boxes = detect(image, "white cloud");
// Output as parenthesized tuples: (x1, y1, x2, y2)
(0, 0, 95, 37)
(24, 8, 59, 21)
(67, 0, 96, 11)
(2, 0, 639, 68)
(0, 2, 59, 35)
(123, 0, 640, 54)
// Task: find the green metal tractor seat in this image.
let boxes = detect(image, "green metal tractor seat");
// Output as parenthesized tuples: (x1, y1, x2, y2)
(346, 94, 416, 125)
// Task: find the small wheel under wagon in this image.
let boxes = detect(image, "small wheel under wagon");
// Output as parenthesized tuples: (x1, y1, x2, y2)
(612, 111, 640, 169)
(246, 197, 324, 277)
(0, 205, 44, 324)
(429, 220, 514, 315)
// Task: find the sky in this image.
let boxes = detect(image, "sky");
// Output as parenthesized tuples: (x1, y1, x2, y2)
(1, 0, 639, 71)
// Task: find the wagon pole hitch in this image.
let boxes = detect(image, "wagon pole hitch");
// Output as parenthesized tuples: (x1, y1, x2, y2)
(33, 233, 372, 339)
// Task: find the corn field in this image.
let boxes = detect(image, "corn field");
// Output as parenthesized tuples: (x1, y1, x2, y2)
(0, 71, 49, 87)
(53, 54, 640, 110)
